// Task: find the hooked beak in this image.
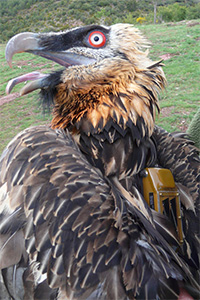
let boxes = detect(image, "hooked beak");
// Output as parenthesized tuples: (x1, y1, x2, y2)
(6, 32, 96, 68)
(5, 32, 96, 95)
(5, 32, 40, 68)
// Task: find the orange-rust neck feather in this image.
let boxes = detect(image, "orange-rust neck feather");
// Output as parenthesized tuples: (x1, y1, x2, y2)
(51, 59, 165, 138)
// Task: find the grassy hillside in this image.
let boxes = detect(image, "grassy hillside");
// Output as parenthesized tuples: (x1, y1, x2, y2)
(0, 0, 200, 41)
(141, 21, 200, 131)
(0, 20, 200, 153)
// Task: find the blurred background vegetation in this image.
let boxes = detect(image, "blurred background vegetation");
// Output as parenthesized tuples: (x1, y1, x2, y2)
(0, 0, 200, 42)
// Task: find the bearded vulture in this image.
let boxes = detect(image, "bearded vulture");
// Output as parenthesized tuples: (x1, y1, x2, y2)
(0, 24, 199, 300)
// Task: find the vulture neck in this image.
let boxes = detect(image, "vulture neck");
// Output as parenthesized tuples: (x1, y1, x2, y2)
(51, 59, 164, 138)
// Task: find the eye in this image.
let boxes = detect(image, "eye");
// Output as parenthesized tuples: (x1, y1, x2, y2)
(88, 31, 106, 48)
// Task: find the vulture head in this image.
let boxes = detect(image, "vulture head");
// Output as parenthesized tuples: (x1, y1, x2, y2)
(6, 24, 165, 135)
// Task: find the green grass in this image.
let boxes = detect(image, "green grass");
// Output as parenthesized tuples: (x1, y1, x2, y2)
(140, 22, 200, 131)
(0, 51, 55, 152)
(0, 21, 200, 153)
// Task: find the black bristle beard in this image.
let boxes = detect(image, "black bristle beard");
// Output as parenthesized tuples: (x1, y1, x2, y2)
(39, 69, 64, 113)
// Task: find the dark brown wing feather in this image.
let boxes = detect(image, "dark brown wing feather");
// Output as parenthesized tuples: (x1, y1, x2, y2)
(153, 126, 200, 204)
(0, 125, 198, 300)
(153, 125, 200, 274)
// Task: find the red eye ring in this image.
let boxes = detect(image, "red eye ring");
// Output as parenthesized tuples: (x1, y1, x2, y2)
(88, 31, 106, 48)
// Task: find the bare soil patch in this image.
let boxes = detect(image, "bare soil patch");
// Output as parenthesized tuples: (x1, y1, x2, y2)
(160, 106, 175, 117)
(0, 92, 19, 106)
